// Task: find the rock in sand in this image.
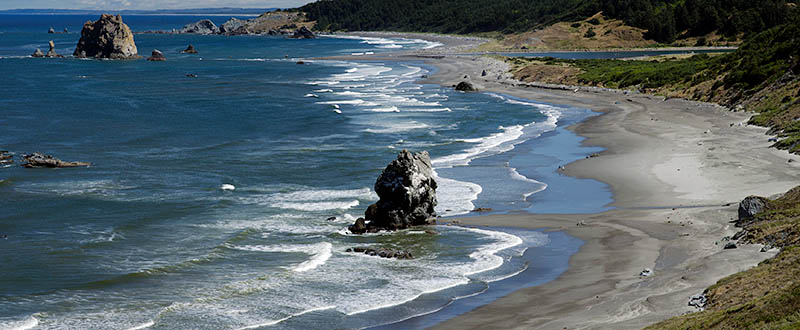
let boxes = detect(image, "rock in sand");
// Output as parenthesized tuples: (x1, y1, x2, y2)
(73, 14, 139, 59)
(455, 81, 478, 92)
(738, 196, 768, 222)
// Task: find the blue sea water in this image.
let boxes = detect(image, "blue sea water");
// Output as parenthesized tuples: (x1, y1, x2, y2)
(1, 15, 607, 329)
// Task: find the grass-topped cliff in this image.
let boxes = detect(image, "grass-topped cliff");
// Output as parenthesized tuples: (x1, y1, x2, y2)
(299, 0, 796, 45)
(647, 187, 800, 329)
(507, 10, 800, 154)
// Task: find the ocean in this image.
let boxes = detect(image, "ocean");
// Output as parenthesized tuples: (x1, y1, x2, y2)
(0, 15, 609, 329)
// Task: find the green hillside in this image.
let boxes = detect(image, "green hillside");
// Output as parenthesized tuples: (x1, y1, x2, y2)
(299, 0, 795, 43)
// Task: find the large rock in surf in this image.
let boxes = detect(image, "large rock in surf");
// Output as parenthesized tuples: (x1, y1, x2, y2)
(31, 48, 45, 58)
(21, 152, 90, 168)
(738, 196, 768, 221)
(147, 49, 166, 61)
(180, 19, 219, 35)
(73, 14, 139, 59)
(290, 26, 315, 39)
(455, 81, 478, 92)
(349, 150, 438, 233)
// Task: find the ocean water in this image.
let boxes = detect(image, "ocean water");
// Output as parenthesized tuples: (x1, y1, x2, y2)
(1, 15, 607, 329)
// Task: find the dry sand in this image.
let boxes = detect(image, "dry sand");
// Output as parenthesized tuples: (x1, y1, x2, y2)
(320, 34, 800, 329)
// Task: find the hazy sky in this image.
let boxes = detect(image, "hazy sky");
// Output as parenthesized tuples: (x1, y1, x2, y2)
(0, 0, 316, 10)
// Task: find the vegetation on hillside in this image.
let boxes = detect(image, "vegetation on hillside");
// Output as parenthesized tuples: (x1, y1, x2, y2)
(299, 0, 796, 43)
(647, 187, 800, 329)
(508, 10, 800, 153)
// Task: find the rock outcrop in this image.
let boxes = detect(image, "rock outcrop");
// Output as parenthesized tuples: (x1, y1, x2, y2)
(147, 49, 166, 61)
(220, 18, 249, 35)
(455, 81, 478, 92)
(31, 48, 45, 58)
(48, 27, 55, 34)
(181, 44, 198, 54)
(738, 196, 768, 222)
(73, 14, 139, 59)
(346, 247, 414, 259)
(21, 152, 90, 168)
(290, 26, 315, 39)
(348, 150, 438, 233)
(180, 19, 219, 35)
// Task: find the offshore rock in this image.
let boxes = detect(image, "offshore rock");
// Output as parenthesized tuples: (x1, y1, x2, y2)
(350, 150, 437, 233)
(180, 19, 219, 35)
(147, 49, 166, 61)
(738, 196, 768, 223)
(45, 40, 63, 58)
(48, 27, 55, 34)
(455, 81, 478, 92)
(73, 14, 139, 59)
(21, 152, 90, 168)
(290, 26, 315, 39)
(31, 48, 45, 58)
(181, 44, 198, 54)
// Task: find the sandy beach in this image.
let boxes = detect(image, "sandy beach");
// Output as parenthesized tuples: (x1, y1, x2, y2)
(324, 34, 800, 328)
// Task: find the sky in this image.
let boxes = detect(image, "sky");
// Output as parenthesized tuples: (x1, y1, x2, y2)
(0, 0, 316, 10)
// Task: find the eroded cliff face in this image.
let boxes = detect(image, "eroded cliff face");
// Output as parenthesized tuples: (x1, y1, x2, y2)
(74, 14, 139, 59)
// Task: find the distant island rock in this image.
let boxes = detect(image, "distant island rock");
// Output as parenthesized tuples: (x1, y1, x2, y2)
(31, 48, 44, 57)
(181, 44, 198, 54)
(21, 152, 90, 168)
(180, 19, 219, 35)
(167, 12, 313, 37)
(147, 49, 166, 61)
(349, 150, 438, 234)
(74, 14, 140, 59)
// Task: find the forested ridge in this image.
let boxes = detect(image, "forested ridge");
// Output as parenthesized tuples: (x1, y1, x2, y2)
(299, 0, 796, 43)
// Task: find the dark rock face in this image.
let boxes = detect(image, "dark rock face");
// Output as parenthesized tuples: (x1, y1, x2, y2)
(455, 81, 478, 92)
(31, 48, 45, 58)
(724, 242, 738, 249)
(181, 44, 198, 54)
(738, 196, 768, 222)
(180, 19, 219, 35)
(348, 218, 367, 234)
(147, 49, 166, 61)
(73, 14, 139, 59)
(290, 26, 315, 39)
(21, 152, 90, 168)
(349, 150, 437, 233)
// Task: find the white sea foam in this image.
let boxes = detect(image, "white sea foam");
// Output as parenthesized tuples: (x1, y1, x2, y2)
(229, 242, 333, 272)
(1, 315, 39, 330)
(434, 171, 482, 216)
(367, 106, 400, 113)
(235, 306, 336, 329)
(459, 227, 524, 276)
(432, 125, 526, 168)
(126, 320, 155, 330)
(364, 121, 430, 134)
(272, 200, 360, 211)
(509, 167, 548, 198)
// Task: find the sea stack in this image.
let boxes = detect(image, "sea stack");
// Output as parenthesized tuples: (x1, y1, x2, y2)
(147, 49, 166, 61)
(45, 40, 63, 58)
(348, 150, 438, 234)
(73, 14, 139, 59)
(181, 45, 198, 54)
(31, 48, 45, 57)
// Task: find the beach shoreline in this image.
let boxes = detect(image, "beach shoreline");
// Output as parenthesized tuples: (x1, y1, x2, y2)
(329, 33, 800, 328)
